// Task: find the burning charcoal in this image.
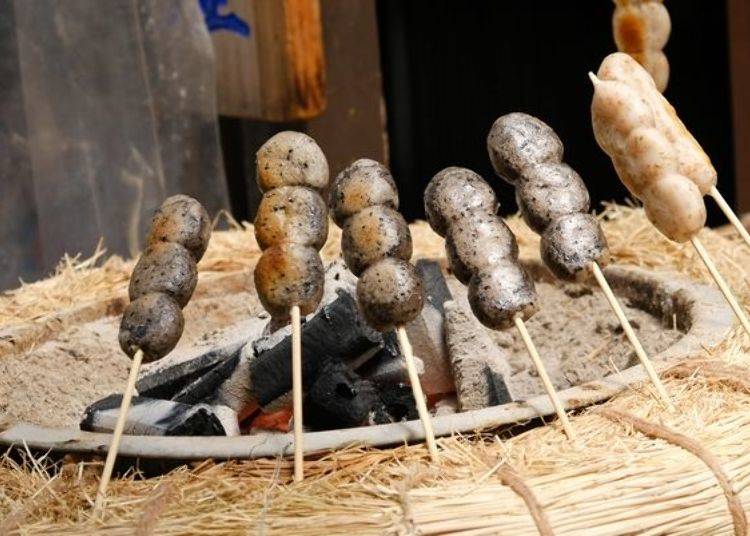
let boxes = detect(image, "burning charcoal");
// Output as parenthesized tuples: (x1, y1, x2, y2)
(249, 290, 383, 407)
(358, 331, 424, 384)
(136, 329, 253, 400)
(248, 407, 292, 432)
(208, 348, 258, 418)
(136, 347, 229, 400)
(304, 361, 389, 430)
(213, 405, 241, 436)
(444, 300, 515, 411)
(360, 353, 425, 385)
(403, 260, 454, 394)
(171, 351, 242, 405)
(80, 395, 237, 436)
(377, 382, 418, 421)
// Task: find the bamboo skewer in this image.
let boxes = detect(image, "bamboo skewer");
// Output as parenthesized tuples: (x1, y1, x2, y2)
(290, 305, 304, 482)
(396, 326, 439, 461)
(710, 186, 750, 251)
(590, 262, 675, 410)
(94, 348, 144, 511)
(513, 315, 576, 442)
(691, 236, 750, 338)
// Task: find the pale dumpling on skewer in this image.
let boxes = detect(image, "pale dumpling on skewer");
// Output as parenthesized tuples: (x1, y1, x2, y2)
(590, 52, 716, 242)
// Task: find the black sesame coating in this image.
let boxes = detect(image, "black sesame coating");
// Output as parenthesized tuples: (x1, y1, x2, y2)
(468, 261, 538, 330)
(119, 293, 184, 362)
(487, 113, 564, 184)
(423, 167, 499, 237)
(540, 213, 611, 281)
(254, 185, 329, 250)
(341, 205, 412, 276)
(357, 258, 424, 332)
(128, 242, 197, 308)
(254, 243, 325, 318)
(444, 215, 519, 283)
(516, 162, 591, 234)
(147, 194, 211, 262)
(256, 131, 329, 193)
(329, 158, 399, 227)
(444, 241, 473, 285)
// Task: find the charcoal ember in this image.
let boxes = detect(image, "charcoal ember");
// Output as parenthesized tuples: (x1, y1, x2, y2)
(80, 395, 237, 436)
(249, 290, 383, 407)
(444, 300, 515, 411)
(304, 361, 389, 430)
(377, 382, 418, 422)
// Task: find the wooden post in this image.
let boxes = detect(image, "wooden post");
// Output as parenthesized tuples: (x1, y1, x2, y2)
(211, 0, 326, 121)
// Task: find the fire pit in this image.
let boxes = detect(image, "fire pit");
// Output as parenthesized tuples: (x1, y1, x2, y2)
(0, 254, 732, 459)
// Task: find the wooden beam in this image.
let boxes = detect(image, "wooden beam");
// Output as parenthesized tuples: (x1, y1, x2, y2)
(307, 0, 388, 175)
(212, 0, 326, 121)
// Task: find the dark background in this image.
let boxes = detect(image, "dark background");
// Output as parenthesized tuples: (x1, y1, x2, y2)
(376, 0, 734, 224)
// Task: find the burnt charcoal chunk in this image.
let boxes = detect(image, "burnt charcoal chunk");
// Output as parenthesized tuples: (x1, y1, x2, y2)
(415, 259, 452, 315)
(249, 290, 383, 406)
(485, 365, 513, 406)
(136, 340, 246, 399)
(80, 394, 232, 436)
(356, 330, 402, 381)
(405, 260, 455, 395)
(304, 362, 388, 430)
(377, 382, 418, 422)
(444, 300, 516, 411)
(171, 351, 242, 405)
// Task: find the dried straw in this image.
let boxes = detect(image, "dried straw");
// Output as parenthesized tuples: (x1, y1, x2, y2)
(2, 205, 750, 534)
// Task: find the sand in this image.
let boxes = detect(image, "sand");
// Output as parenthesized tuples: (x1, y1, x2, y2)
(0, 285, 267, 428)
(496, 281, 681, 399)
(0, 263, 681, 428)
(445, 277, 681, 401)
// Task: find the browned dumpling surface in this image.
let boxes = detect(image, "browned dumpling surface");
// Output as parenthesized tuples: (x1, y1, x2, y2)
(254, 244, 325, 318)
(356, 258, 424, 331)
(119, 293, 184, 362)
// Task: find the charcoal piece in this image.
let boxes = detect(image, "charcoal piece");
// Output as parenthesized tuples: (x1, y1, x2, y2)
(249, 290, 382, 406)
(80, 394, 235, 436)
(136, 338, 247, 399)
(304, 361, 388, 430)
(404, 260, 454, 394)
(359, 350, 424, 385)
(357, 330, 403, 381)
(486, 364, 513, 405)
(416, 259, 453, 315)
(213, 405, 241, 436)
(444, 300, 515, 411)
(171, 351, 242, 405)
(377, 382, 418, 422)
